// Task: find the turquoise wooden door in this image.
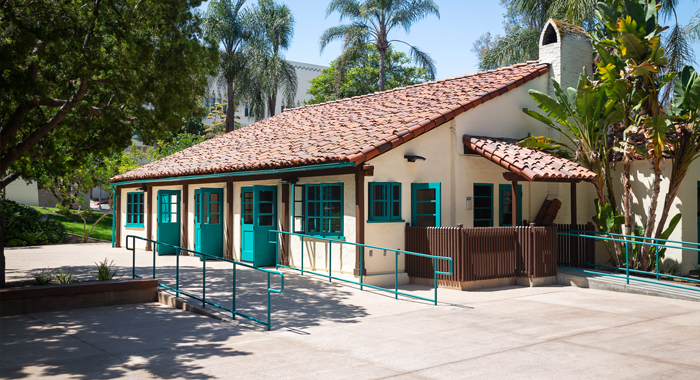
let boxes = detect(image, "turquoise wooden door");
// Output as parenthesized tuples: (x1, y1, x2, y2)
(157, 190, 180, 255)
(697, 181, 699, 264)
(241, 187, 255, 262)
(194, 188, 224, 258)
(499, 184, 522, 226)
(241, 185, 277, 266)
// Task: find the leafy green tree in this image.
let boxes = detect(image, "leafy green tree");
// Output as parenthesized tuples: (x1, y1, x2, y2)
(307, 45, 431, 103)
(0, 0, 219, 190)
(204, 0, 254, 132)
(320, 0, 439, 92)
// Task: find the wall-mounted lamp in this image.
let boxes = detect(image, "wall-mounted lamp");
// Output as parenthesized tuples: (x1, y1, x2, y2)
(404, 154, 426, 163)
(136, 185, 147, 192)
(279, 177, 299, 184)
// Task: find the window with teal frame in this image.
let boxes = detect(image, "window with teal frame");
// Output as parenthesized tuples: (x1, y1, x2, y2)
(126, 192, 144, 227)
(411, 183, 441, 227)
(305, 183, 343, 236)
(499, 184, 522, 226)
(473, 184, 493, 227)
(369, 182, 402, 222)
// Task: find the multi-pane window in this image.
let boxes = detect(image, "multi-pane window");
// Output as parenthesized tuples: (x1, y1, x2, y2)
(305, 183, 343, 236)
(473, 184, 493, 227)
(126, 192, 144, 227)
(293, 184, 305, 233)
(499, 184, 522, 226)
(210, 98, 216, 110)
(369, 182, 402, 221)
(411, 183, 441, 227)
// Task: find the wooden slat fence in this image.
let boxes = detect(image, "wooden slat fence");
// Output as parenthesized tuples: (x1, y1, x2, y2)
(405, 225, 558, 282)
(555, 223, 595, 268)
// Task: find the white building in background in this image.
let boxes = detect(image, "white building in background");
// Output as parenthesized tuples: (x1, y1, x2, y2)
(203, 60, 326, 127)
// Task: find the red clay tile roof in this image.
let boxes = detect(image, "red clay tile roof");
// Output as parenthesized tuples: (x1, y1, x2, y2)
(463, 136, 597, 182)
(111, 62, 550, 183)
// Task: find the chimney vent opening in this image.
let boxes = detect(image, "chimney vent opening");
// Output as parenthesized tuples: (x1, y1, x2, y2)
(542, 24, 558, 45)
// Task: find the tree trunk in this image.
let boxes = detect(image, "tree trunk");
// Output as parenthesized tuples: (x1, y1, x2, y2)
(641, 165, 663, 270)
(379, 47, 386, 92)
(267, 91, 277, 117)
(619, 160, 632, 267)
(226, 80, 235, 133)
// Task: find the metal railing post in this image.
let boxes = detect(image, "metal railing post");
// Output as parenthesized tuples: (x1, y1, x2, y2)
(656, 242, 660, 281)
(232, 262, 236, 320)
(360, 246, 364, 291)
(625, 241, 630, 285)
(153, 241, 156, 279)
(328, 241, 332, 282)
(301, 236, 304, 275)
(202, 258, 206, 308)
(176, 247, 180, 298)
(394, 251, 398, 299)
(267, 272, 272, 331)
(433, 257, 438, 305)
(131, 236, 136, 279)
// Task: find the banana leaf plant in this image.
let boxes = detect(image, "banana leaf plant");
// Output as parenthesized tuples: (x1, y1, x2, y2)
(593, 0, 677, 270)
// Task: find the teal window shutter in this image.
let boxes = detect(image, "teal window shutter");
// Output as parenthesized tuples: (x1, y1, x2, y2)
(411, 183, 441, 227)
(473, 184, 493, 227)
(368, 182, 402, 222)
(305, 183, 343, 236)
(499, 184, 522, 226)
(125, 192, 145, 227)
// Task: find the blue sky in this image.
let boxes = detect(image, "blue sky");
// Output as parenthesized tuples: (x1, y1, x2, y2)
(199, 0, 700, 79)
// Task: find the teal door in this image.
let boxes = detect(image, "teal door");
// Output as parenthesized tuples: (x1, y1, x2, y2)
(194, 188, 224, 258)
(157, 190, 180, 255)
(241, 185, 277, 266)
(499, 184, 522, 226)
(697, 181, 699, 263)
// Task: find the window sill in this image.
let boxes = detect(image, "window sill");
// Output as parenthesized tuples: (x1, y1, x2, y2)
(366, 220, 405, 224)
(125, 224, 145, 229)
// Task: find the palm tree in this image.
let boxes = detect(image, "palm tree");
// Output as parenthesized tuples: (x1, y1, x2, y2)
(204, 0, 252, 133)
(320, 0, 439, 92)
(249, 0, 297, 118)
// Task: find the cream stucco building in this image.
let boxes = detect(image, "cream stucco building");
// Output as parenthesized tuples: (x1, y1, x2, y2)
(109, 19, 700, 284)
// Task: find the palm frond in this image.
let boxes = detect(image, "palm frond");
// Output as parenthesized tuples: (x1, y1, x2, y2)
(391, 0, 440, 33)
(319, 23, 370, 53)
(391, 40, 436, 80)
(326, 0, 362, 20)
(478, 26, 540, 70)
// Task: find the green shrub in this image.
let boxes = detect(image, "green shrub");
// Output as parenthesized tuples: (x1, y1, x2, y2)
(34, 268, 54, 285)
(93, 258, 121, 281)
(1, 198, 67, 247)
(55, 267, 79, 284)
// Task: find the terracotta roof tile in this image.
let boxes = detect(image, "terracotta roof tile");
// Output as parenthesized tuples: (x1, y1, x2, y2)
(463, 136, 596, 182)
(112, 62, 549, 183)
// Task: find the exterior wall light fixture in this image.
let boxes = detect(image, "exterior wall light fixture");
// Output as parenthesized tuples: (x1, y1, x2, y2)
(404, 154, 426, 163)
(279, 177, 299, 184)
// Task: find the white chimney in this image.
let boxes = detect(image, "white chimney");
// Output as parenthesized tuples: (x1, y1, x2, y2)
(538, 19, 593, 94)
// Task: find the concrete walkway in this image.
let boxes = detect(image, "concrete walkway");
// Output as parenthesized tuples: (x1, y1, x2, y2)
(3, 244, 700, 379)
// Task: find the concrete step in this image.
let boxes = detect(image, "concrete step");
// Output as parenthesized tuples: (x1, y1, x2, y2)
(557, 268, 700, 303)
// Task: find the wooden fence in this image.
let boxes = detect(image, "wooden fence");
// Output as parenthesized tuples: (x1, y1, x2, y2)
(405, 225, 558, 283)
(555, 223, 595, 268)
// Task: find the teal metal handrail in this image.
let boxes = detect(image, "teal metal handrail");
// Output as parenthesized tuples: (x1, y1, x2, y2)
(559, 231, 700, 292)
(126, 235, 284, 330)
(269, 230, 453, 305)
